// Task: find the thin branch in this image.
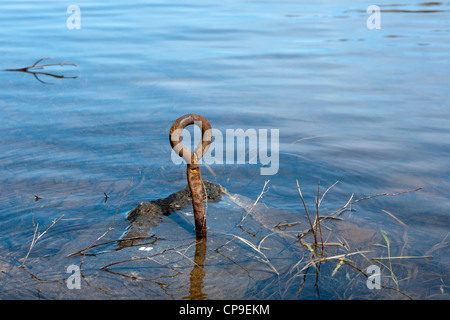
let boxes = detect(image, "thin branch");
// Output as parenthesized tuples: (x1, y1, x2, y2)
(238, 180, 270, 227)
(296, 179, 317, 245)
(3, 57, 78, 84)
(69, 235, 160, 257)
(381, 209, 408, 228)
(328, 188, 422, 218)
(222, 233, 279, 275)
(298, 250, 371, 274)
(101, 250, 174, 270)
(80, 177, 133, 269)
(318, 181, 339, 207)
(372, 255, 432, 261)
(315, 181, 324, 252)
(20, 215, 64, 268)
(100, 241, 195, 270)
(4, 57, 77, 72)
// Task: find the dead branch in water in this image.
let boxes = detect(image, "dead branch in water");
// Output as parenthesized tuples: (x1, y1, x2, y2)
(3, 57, 78, 84)
(4, 57, 77, 72)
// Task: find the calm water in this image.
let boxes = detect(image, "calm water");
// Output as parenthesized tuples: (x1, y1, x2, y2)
(0, 0, 449, 299)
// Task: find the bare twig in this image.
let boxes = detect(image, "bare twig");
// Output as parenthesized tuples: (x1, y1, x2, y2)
(238, 180, 270, 227)
(426, 232, 450, 255)
(298, 250, 372, 274)
(372, 255, 432, 261)
(4, 57, 77, 72)
(318, 181, 339, 207)
(101, 249, 175, 270)
(3, 57, 78, 84)
(315, 181, 324, 252)
(328, 187, 422, 218)
(273, 221, 300, 231)
(100, 241, 195, 270)
(80, 177, 133, 269)
(69, 235, 159, 257)
(224, 233, 279, 275)
(20, 215, 64, 268)
(296, 179, 317, 245)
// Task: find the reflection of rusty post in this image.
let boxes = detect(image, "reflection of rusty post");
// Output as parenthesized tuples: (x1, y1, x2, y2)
(170, 114, 212, 238)
(184, 238, 207, 299)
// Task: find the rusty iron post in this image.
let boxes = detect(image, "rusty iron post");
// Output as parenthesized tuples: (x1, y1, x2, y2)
(169, 114, 212, 238)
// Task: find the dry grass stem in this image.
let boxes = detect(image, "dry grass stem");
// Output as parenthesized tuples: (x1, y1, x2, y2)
(328, 187, 422, 217)
(238, 180, 270, 227)
(20, 214, 64, 268)
(372, 255, 432, 261)
(381, 209, 408, 228)
(224, 233, 279, 275)
(426, 232, 450, 255)
(296, 179, 317, 245)
(69, 235, 159, 257)
(318, 181, 339, 207)
(315, 181, 324, 252)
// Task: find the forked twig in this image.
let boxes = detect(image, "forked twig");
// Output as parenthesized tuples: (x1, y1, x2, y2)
(20, 215, 64, 268)
(223, 233, 279, 275)
(3, 57, 78, 84)
(4, 57, 77, 72)
(380, 209, 408, 228)
(296, 179, 317, 245)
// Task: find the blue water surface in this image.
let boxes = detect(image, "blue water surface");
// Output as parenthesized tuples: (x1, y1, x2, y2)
(0, 0, 449, 299)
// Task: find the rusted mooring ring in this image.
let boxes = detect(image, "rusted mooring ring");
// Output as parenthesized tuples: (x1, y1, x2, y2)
(170, 114, 212, 238)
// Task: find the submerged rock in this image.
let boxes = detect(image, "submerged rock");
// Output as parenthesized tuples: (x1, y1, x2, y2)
(121, 180, 223, 244)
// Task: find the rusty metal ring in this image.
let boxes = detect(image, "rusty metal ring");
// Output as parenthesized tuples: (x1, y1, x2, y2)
(169, 113, 212, 164)
(169, 113, 212, 238)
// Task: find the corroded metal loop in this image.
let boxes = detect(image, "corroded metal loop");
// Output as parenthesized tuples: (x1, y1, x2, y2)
(170, 113, 212, 238)
(169, 113, 212, 164)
